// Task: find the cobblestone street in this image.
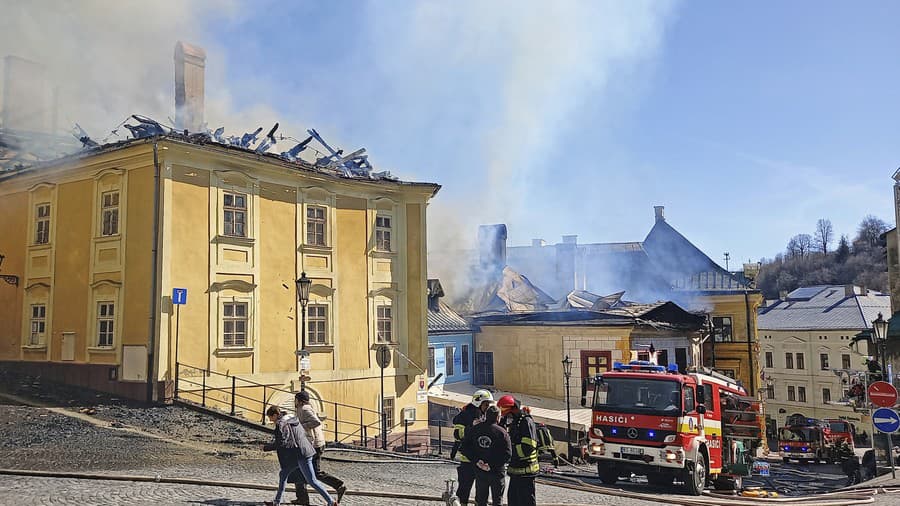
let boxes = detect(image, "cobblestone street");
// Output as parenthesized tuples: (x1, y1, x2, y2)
(0, 375, 658, 505)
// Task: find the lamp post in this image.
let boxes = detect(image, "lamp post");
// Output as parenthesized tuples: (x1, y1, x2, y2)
(296, 272, 311, 391)
(872, 312, 895, 476)
(562, 355, 574, 461)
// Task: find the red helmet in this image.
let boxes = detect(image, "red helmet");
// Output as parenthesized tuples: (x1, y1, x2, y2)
(496, 395, 517, 411)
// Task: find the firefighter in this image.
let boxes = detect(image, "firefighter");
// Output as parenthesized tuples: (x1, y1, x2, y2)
(497, 395, 538, 506)
(452, 389, 494, 505)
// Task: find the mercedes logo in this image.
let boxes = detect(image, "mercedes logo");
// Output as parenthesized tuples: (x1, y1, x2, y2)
(627, 428, 639, 439)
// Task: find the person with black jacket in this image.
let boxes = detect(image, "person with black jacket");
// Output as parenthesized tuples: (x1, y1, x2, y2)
(452, 389, 494, 505)
(498, 395, 538, 506)
(263, 405, 336, 506)
(462, 405, 511, 506)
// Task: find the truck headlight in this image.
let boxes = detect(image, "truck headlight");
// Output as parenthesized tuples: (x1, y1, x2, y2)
(664, 434, 676, 443)
(593, 427, 604, 437)
(591, 443, 605, 455)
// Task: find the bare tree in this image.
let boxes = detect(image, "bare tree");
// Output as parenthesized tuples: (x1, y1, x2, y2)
(814, 219, 833, 255)
(854, 215, 889, 251)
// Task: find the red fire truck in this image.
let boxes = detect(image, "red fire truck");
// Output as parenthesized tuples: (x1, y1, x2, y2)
(581, 361, 762, 495)
(777, 416, 853, 464)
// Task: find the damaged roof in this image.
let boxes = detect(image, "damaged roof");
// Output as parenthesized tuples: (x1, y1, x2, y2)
(0, 122, 440, 195)
(459, 266, 556, 315)
(471, 300, 704, 331)
(427, 279, 473, 334)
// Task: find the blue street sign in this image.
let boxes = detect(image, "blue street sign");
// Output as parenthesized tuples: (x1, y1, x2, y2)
(873, 408, 900, 434)
(172, 288, 188, 305)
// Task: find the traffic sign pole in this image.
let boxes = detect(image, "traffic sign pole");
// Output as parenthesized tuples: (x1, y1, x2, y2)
(873, 407, 899, 479)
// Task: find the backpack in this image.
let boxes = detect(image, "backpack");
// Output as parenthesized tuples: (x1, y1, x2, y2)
(536, 423, 554, 453)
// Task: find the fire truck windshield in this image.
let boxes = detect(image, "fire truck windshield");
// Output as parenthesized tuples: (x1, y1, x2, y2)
(779, 427, 819, 443)
(593, 377, 682, 415)
(828, 421, 850, 433)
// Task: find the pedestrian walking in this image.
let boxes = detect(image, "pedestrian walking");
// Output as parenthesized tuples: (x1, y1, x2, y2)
(452, 389, 494, 505)
(461, 405, 511, 506)
(497, 395, 538, 506)
(290, 391, 347, 505)
(262, 405, 337, 506)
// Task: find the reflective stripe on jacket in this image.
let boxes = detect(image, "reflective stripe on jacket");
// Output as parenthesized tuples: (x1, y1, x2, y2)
(507, 413, 539, 476)
(452, 403, 483, 463)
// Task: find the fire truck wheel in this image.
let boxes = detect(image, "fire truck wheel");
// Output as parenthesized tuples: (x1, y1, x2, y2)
(597, 463, 619, 485)
(682, 453, 706, 496)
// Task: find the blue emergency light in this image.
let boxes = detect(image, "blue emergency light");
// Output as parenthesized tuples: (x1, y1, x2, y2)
(613, 361, 667, 373)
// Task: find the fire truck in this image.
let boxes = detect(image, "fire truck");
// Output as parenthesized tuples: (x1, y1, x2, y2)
(580, 361, 762, 495)
(777, 416, 853, 464)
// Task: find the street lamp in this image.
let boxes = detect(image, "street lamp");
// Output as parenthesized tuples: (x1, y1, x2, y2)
(871, 313, 895, 476)
(562, 355, 574, 461)
(873, 313, 889, 382)
(296, 272, 312, 390)
(0, 254, 20, 286)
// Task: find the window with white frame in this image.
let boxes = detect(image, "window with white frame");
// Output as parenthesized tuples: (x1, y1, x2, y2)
(375, 215, 392, 252)
(766, 384, 775, 400)
(798, 386, 806, 403)
(101, 191, 119, 236)
(223, 192, 247, 237)
(820, 353, 829, 370)
(307, 304, 327, 345)
(29, 304, 46, 345)
(376, 304, 393, 343)
(35, 203, 50, 244)
(787, 385, 796, 402)
(796, 353, 805, 370)
(785, 352, 794, 369)
(306, 206, 327, 246)
(823, 388, 831, 403)
(223, 302, 248, 347)
(842, 354, 851, 369)
(765, 351, 773, 368)
(97, 302, 115, 347)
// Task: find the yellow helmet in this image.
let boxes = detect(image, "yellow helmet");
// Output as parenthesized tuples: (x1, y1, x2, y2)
(472, 389, 494, 406)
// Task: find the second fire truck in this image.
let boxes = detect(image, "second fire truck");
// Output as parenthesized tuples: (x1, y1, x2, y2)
(581, 361, 762, 495)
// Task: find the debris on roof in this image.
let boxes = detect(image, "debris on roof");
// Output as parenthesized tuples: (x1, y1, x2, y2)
(1, 115, 399, 183)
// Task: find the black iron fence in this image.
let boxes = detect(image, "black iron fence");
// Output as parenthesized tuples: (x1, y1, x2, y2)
(175, 362, 459, 455)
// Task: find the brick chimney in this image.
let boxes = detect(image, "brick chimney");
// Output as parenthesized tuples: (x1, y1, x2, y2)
(654, 205, 665, 223)
(174, 41, 206, 132)
(478, 224, 507, 272)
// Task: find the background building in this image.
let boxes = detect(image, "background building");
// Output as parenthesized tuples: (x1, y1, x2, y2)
(757, 285, 890, 430)
(426, 279, 475, 386)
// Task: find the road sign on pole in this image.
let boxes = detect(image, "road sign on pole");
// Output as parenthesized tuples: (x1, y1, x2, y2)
(868, 381, 898, 408)
(873, 408, 900, 433)
(172, 288, 188, 305)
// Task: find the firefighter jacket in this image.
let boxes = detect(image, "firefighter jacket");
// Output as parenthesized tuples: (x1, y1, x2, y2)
(452, 403, 484, 463)
(461, 421, 511, 476)
(507, 412, 539, 476)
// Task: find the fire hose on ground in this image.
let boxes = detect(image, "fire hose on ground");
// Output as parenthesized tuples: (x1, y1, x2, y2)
(0, 467, 893, 506)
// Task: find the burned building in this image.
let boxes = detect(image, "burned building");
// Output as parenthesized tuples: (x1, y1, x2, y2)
(430, 206, 764, 393)
(0, 44, 440, 443)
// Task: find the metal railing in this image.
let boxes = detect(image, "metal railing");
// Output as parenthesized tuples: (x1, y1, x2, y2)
(174, 362, 461, 456)
(175, 362, 385, 447)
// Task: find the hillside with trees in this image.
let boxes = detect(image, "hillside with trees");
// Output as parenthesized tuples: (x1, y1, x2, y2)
(755, 215, 890, 299)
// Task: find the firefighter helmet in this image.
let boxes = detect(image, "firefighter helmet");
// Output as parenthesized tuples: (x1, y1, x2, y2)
(496, 395, 517, 411)
(471, 389, 494, 406)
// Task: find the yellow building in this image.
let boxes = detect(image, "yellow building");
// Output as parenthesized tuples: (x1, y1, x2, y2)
(470, 302, 705, 400)
(0, 135, 439, 439)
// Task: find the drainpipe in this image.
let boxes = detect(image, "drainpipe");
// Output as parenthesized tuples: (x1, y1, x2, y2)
(744, 290, 755, 393)
(146, 140, 162, 403)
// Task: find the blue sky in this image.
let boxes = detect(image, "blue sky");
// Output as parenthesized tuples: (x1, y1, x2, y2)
(3, 1, 899, 267)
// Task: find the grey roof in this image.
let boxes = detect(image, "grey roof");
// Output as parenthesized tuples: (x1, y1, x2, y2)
(427, 300, 473, 334)
(757, 285, 891, 331)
